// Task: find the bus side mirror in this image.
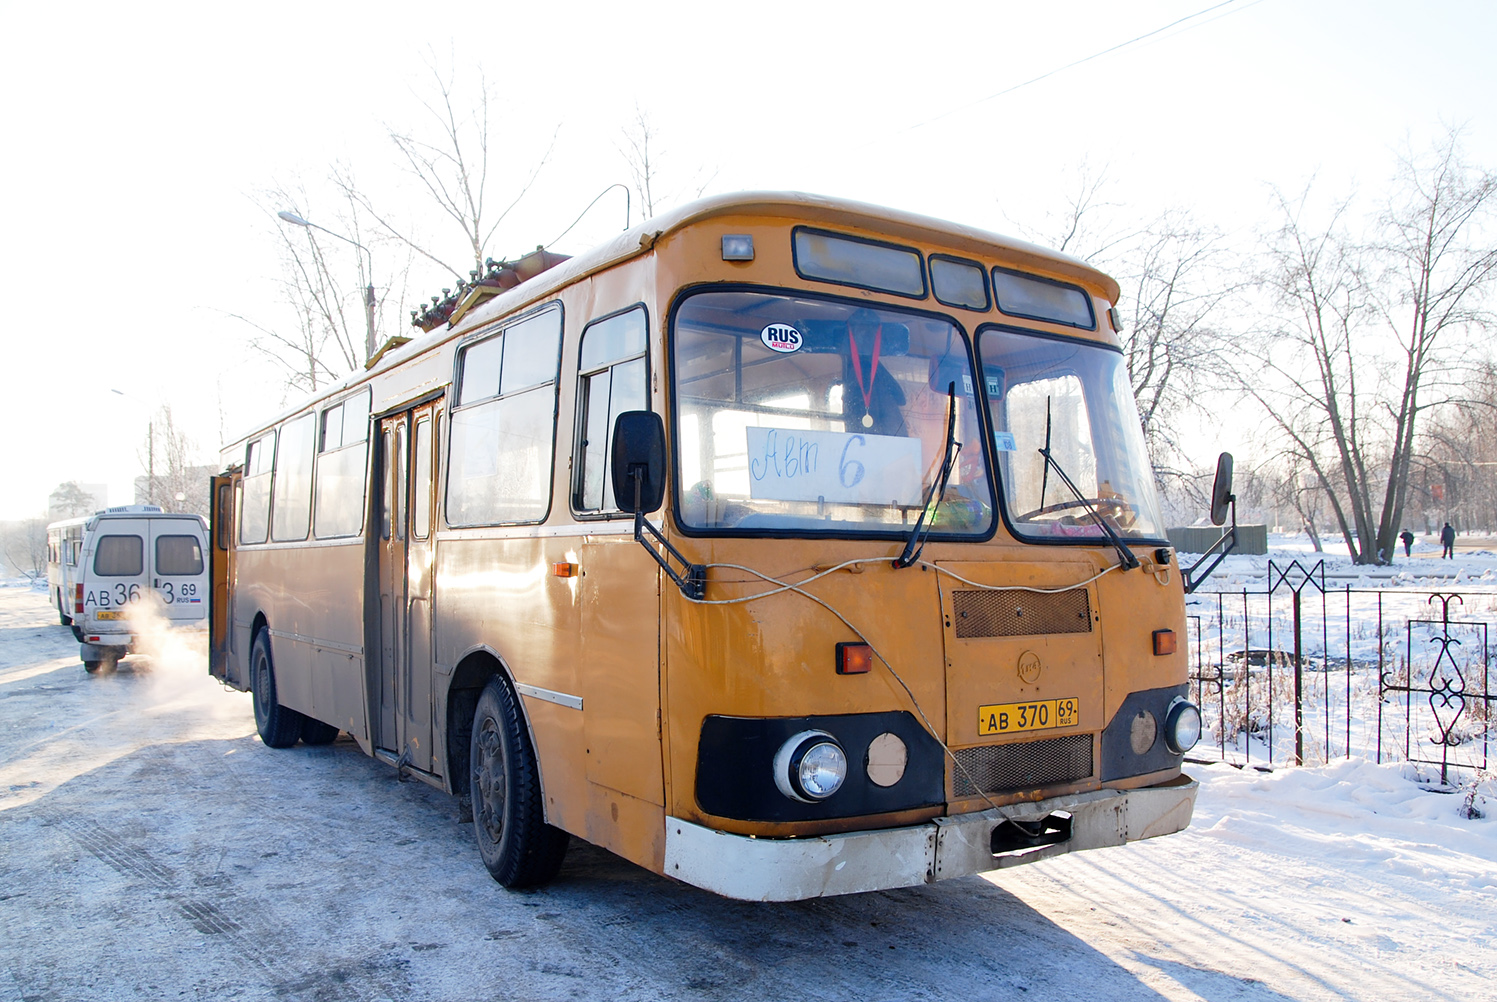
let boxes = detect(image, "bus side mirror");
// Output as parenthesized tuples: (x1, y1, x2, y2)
(611, 411, 666, 514)
(1210, 452, 1234, 527)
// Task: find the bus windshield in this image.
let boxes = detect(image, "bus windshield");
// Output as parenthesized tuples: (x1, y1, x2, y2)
(979, 327, 1167, 542)
(673, 290, 995, 537)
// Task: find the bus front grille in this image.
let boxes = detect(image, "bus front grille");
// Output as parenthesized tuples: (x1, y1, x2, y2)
(951, 588, 1091, 638)
(951, 734, 1094, 796)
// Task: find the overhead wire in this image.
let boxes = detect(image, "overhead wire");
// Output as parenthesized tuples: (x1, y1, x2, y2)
(870, 0, 1263, 146)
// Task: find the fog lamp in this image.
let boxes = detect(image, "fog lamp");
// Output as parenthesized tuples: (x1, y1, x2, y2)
(1164, 697, 1202, 754)
(773, 730, 847, 802)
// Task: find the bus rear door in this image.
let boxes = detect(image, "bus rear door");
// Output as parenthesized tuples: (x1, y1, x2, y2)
(209, 473, 239, 684)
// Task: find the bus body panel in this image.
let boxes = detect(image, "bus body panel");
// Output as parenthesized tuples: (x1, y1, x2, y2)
(233, 541, 367, 726)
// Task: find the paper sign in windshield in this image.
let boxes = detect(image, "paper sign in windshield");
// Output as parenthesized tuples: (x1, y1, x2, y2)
(746, 427, 924, 505)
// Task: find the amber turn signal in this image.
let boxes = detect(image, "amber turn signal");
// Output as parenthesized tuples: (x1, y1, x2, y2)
(552, 562, 578, 577)
(1153, 629, 1177, 656)
(836, 641, 873, 675)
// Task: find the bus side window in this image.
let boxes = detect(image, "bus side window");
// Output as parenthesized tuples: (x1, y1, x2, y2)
(412, 417, 432, 539)
(240, 432, 276, 545)
(446, 304, 563, 526)
(271, 413, 316, 542)
(314, 389, 371, 539)
(216, 483, 233, 551)
(573, 306, 649, 512)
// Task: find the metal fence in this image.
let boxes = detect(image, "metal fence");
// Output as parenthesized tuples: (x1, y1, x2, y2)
(1186, 560, 1496, 787)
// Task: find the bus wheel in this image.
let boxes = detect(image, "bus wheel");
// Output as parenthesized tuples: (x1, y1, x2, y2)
(300, 719, 340, 746)
(251, 631, 305, 749)
(83, 656, 116, 674)
(59, 608, 72, 627)
(470, 676, 569, 888)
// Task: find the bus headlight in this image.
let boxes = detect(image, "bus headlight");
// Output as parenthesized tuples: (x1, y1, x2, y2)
(773, 730, 848, 802)
(1164, 697, 1202, 754)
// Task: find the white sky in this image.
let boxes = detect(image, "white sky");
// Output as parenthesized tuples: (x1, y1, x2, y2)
(2, 0, 1493, 520)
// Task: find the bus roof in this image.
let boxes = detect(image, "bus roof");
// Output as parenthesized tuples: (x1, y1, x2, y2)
(443, 191, 1122, 342)
(225, 192, 1120, 446)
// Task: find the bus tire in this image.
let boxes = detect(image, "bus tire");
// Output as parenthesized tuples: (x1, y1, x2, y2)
(300, 718, 340, 746)
(251, 630, 305, 749)
(470, 675, 569, 888)
(83, 656, 116, 674)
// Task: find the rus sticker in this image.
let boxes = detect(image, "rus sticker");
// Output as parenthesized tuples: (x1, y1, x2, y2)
(760, 323, 803, 354)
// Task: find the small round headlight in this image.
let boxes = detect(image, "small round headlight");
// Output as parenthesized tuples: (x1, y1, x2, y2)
(1164, 698, 1202, 754)
(773, 730, 848, 802)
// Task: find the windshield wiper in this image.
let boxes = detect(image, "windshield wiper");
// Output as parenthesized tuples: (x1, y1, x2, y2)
(1038, 396, 1140, 571)
(895, 382, 960, 569)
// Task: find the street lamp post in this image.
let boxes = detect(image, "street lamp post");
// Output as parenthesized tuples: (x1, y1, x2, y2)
(277, 211, 378, 364)
(111, 389, 154, 506)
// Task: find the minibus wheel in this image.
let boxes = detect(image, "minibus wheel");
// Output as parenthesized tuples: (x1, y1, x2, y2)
(250, 631, 305, 749)
(469, 676, 569, 888)
(83, 655, 117, 674)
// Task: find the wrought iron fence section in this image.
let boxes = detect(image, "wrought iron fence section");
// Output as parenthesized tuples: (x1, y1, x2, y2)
(1185, 562, 1495, 785)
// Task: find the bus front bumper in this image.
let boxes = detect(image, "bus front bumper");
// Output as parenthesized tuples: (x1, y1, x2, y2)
(664, 774, 1198, 902)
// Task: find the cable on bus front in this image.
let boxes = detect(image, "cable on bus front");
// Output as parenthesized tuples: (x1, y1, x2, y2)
(681, 555, 1123, 813)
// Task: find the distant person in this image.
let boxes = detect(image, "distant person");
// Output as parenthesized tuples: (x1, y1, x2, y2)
(1400, 528, 1414, 557)
(1440, 522, 1456, 559)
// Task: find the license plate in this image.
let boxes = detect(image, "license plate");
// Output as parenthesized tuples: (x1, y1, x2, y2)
(95, 610, 125, 621)
(977, 697, 1080, 736)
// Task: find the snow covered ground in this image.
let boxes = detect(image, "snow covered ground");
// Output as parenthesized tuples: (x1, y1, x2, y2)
(1, 581, 1493, 1001)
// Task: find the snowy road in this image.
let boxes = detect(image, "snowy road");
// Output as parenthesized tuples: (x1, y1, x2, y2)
(1, 585, 1491, 1001)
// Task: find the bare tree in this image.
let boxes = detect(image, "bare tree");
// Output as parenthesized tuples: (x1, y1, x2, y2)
(617, 105, 717, 222)
(243, 64, 557, 392)
(1245, 131, 1497, 563)
(1115, 213, 1236, 465)
(344, 63, 556, 281)
(3, 519, 47, 581)
(1012, 166, 1236, 480)
(1417, 359, 1497, 532)
(238, 184, 368, 393)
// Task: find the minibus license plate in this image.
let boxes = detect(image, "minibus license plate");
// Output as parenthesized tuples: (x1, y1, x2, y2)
(96, 610, 125, 620)
(977, 697, 1079, 736)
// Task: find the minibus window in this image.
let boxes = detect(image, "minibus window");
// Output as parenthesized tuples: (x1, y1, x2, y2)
(979, 326, 1166, 541)
(446, 305, 563, 526)
(412, 418, 432, 538)
(271, 413, 315, 542)
(156, 535, 204, 575)
(314, 389, 372, 539)
(992, 269, 1096, 330)
(94, 535, 143, 576)
(575, 307, 648, 512)
(673, 290, 993, 537)
(793, 228, 926, 299)
(240, 432, 275, 545)
(931, 256, 991, 311)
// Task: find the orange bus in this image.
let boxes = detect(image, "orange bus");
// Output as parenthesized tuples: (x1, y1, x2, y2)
(211, 192, 1207, 900)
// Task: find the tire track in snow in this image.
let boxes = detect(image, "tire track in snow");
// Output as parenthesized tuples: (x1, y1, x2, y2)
(55, 815, 382, 994)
